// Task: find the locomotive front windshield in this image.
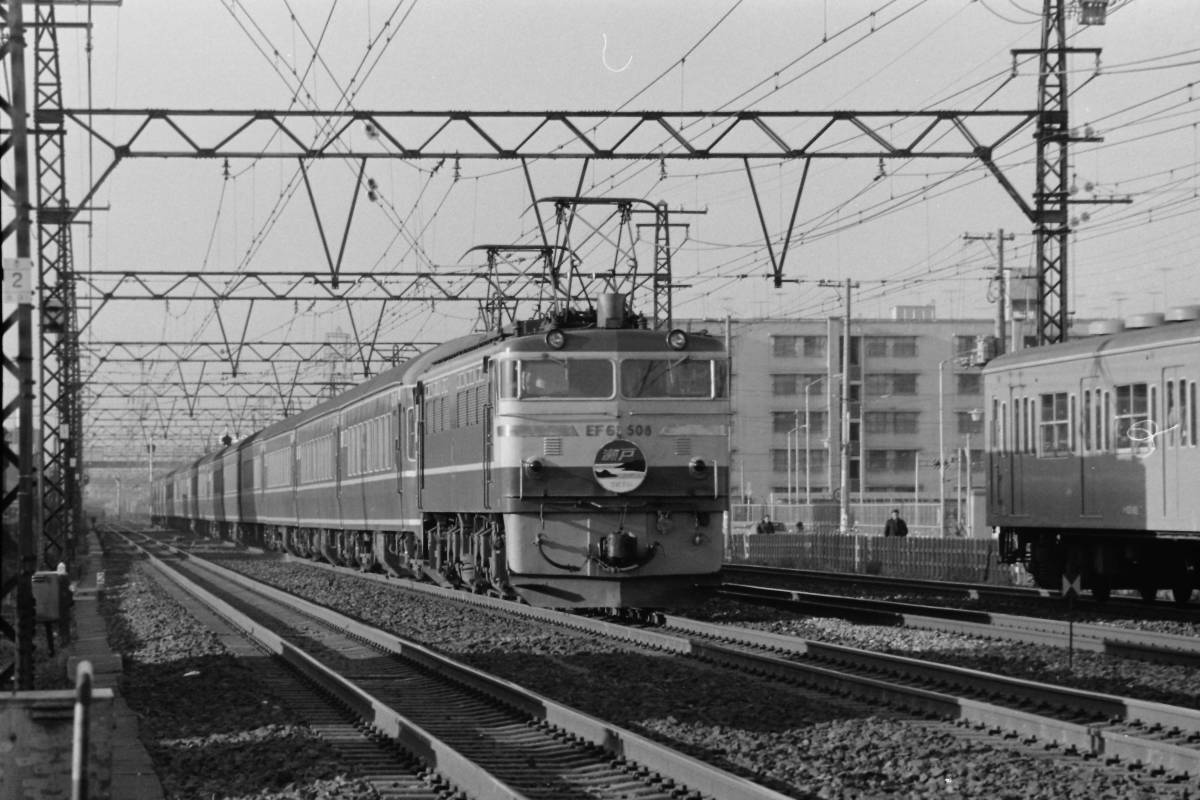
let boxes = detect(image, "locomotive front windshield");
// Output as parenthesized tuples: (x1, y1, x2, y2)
(621, 358, 727, 399)
(505, 358, 615, 399)
(500, 356, 728, 400)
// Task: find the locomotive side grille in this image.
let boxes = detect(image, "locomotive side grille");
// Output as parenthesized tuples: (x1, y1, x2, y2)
(543, 437, 563, 456)
(673, 437, 692, 456)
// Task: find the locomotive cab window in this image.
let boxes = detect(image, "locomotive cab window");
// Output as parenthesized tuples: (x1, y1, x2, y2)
(505, 357, 614, 399)
(621, 358, 728, 399)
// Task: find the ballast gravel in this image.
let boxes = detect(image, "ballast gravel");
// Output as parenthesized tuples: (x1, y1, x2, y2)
(99, 547, 381, 800)
(205, 554, 1200, 800)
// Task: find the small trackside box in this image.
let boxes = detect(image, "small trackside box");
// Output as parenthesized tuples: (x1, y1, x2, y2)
(31, 572, 62, 622)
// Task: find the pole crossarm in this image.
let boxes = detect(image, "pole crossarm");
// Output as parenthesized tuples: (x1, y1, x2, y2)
(62, 107, 1037, 160)
(73, 268, 681, 303)
(79, 340, 431, 365)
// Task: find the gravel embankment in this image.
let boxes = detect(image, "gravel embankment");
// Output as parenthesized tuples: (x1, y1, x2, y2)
(686, 598, 1200, 709)
(746, 577, 1200, 639)
(215, 554, 1200, 800)
(99, 546, 380, 800)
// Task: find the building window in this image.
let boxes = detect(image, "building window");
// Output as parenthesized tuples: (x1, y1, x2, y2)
(772, 373, 826, 396)
(772, 412, 798, 434)
(956, 372, 982, 395)
(772, 336, 800, 357)
(892, 337, 917, 357)
(866, 449, 919, 471)
(954, 335, 976, 355)
(1039, 392, 1071, 455)
(866, 373, 917, 396)
(864, 411, 919, 434)
(775, 410, 827, 434)
(865, 336, 917, 358)
(807, 411, 827, 435)
(803, 336, 826, 357)
(772, 374, 797, 396)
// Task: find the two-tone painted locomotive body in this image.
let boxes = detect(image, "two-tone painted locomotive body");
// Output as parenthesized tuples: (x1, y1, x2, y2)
(984, 311, 1200, 603)
(152, 304, 730, 607)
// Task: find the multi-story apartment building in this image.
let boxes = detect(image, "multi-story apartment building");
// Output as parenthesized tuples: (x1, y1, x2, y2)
(681, 308, 1004, 526)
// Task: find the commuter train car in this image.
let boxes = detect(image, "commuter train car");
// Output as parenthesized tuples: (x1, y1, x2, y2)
(153, 295, 731, 608)
(985, 309, 1200, 603)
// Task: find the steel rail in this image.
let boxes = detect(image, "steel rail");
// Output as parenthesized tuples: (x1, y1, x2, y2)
(723, 564, 1200, 616)
(264, 553, 1200, 777)
(718, 583, 1200, 668)
(121, 533, 794, 800)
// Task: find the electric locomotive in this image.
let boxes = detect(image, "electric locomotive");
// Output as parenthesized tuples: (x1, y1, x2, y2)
(153, 294, 731, 608)
(985, 308, 1200, 603)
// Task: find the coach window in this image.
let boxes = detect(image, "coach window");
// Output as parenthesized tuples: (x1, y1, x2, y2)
(1036, 393, 1075, 455)
(1114, 383, 1149, 449)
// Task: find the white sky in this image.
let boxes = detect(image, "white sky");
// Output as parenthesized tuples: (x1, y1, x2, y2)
(7, 0, 1199, 445)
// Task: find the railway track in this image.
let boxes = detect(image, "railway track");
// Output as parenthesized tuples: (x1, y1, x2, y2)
(717, 582, 1200, 668)
(220, 546, 1200, 779)
(114, 531, 794, 800)
(722, 564, 1200, 615)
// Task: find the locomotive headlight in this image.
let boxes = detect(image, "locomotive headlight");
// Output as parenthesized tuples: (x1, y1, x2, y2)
(666, 329, 688, 351)
(687, 457, 708, 478)
(545, 329, 567, 349)
(523, 457, 546, 478)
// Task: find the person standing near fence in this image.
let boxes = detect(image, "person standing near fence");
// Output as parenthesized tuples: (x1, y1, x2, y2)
(883, 509, 908, 538)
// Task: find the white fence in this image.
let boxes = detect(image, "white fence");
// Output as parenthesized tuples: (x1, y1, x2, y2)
(731, 499, 982, 538)
(727, 530, 1021, 585)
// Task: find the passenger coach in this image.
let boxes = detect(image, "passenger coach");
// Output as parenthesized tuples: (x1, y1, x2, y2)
(986, 309, 1200, 603)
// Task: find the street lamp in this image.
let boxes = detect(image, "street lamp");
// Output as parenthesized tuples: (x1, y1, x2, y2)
(937, 356, 972, 536)
(786, 409, 802, 503)
(804, 376, 824, 505)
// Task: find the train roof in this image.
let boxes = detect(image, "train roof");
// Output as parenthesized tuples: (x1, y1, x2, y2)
(164, 322, 728, 463)
(249, 329, 501, 442)
(983, 318, 1200, 374)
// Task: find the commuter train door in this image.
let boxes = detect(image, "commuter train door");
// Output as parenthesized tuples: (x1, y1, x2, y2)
(1007, 385, 1027, 516)
(482, 363, 494, 509)
(395, 398, 405, 496)
(413, 381, 425, 510)
(1161, 367, 1185, 521)
(1080, 377, 1102, 518)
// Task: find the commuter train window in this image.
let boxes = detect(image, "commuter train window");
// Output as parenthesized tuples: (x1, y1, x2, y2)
(519, 358, 613, 399)
(1166, 381, 1178, 447)
(1114, 383, 1149, 449)
(1036, 393, 1075, 455)
(1189, 381, 1197, 446)
(1081, 390, 1092, 452)
(621, 358, 727, 399)
(405, 406, 417, 461)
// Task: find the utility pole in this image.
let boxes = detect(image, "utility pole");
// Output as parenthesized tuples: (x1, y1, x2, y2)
(820, 278, 858, 534)
(964, 228, 1015, 355)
